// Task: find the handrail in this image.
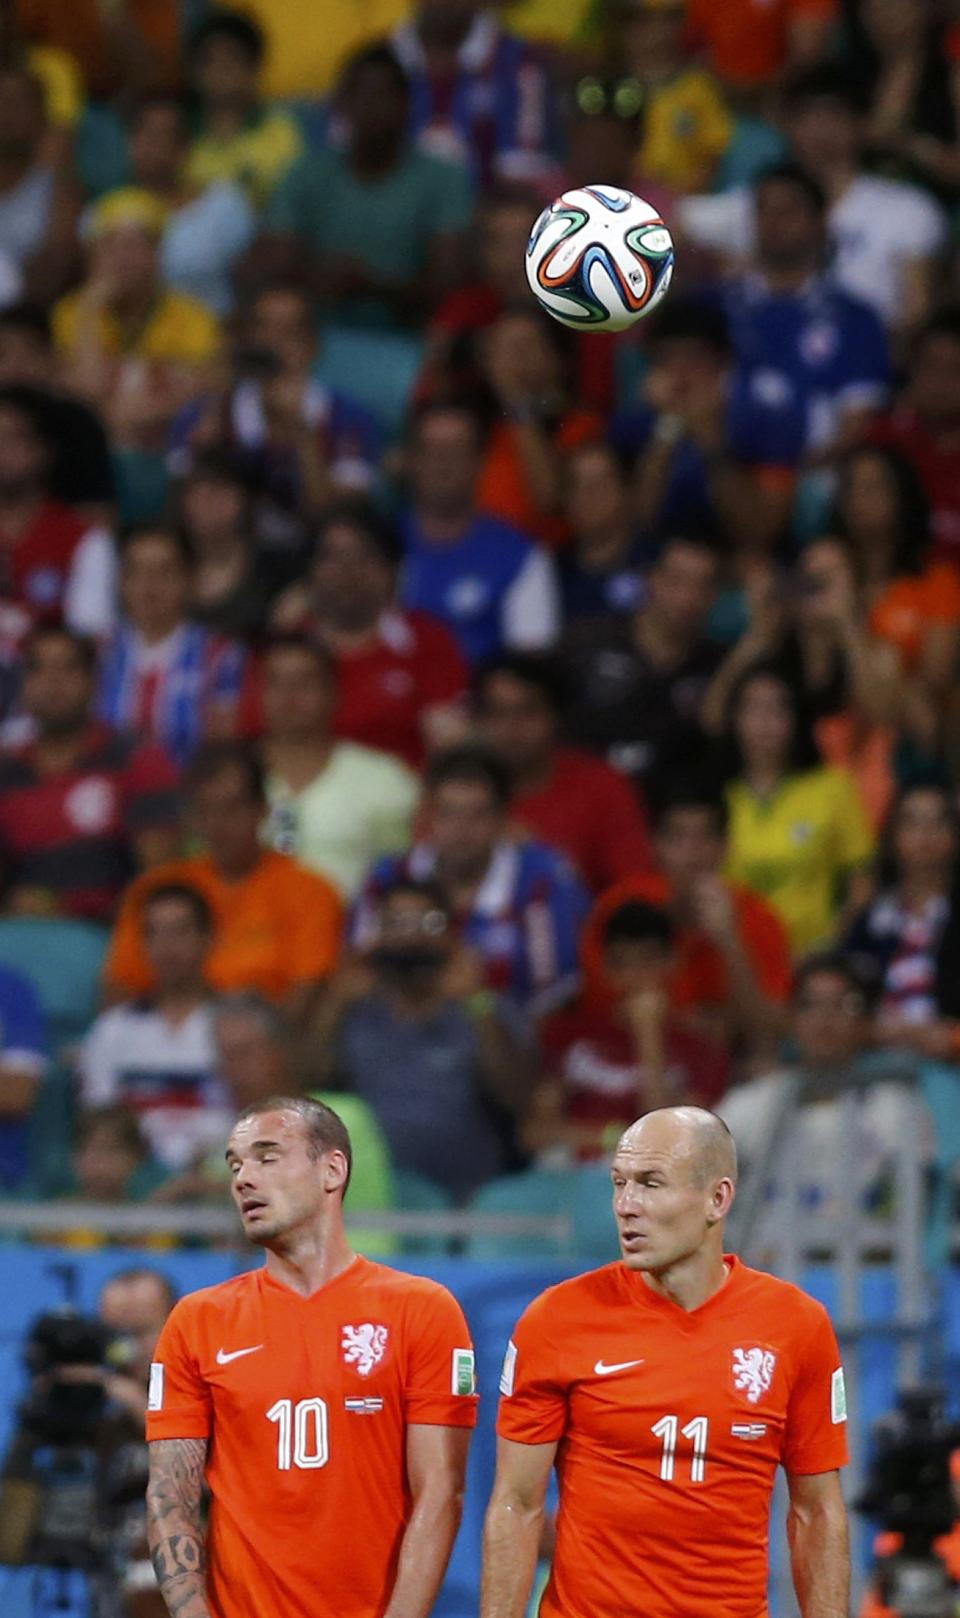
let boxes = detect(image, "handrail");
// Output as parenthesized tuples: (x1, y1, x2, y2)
(0, 1200, 572, 1243)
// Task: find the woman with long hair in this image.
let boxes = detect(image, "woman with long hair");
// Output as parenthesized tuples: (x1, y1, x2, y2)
(845, 782, 960, 1057)
(831, 441, 960, 704)
(722, 662, 875, 955)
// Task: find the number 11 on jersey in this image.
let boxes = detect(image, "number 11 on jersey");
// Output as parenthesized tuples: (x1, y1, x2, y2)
(651, 1414, 709, 1483)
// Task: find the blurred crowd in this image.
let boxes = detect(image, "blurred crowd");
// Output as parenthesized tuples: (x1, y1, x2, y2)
(0, 0, 956, 1237)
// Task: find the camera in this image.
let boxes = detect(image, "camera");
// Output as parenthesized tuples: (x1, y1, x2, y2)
(857, 1387, 960, 1618)
(0, 1308, 135, 1574)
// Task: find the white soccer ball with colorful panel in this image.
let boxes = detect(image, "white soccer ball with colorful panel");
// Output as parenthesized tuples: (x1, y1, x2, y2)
(526, 185, 675, 332)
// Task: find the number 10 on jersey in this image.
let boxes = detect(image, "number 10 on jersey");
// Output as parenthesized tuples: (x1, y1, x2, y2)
(652, 1415, 708, 1482)
(267, 1398, 330, 1470)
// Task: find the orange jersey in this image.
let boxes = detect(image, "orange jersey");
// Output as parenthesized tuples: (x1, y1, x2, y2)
(105, 850, 343, 1001)
(497, 1256, 848, 1618)
(147, 1256, 478, 1618)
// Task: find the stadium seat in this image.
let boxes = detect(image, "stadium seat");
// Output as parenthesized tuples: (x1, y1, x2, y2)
(466, 1164, 622, 1264)
(465, 1168, 573, 1262)
(918, 1062, 960, 1268)
(24, 1065, 78, 1199)
(0, 919, 108, 1054)
(316, 329, 425, 437)
(391, 1168, 455, 1257)
(568, 1163, 621, 1264)
(309, 1091, 397, 1257)
(712, 116, 786, 191)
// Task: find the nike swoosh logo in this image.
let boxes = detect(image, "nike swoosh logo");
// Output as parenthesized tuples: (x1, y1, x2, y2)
(216, 1345, 263, 1365)
(594, 1358, 645, 1376)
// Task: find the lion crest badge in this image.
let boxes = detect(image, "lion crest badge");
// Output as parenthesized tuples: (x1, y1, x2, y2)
(341, 1323, 389, 1377)
(732, 1346, 776, 1405)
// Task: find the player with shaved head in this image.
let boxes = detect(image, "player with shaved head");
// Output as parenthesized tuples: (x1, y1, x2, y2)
(482, 1106, 850, 1618)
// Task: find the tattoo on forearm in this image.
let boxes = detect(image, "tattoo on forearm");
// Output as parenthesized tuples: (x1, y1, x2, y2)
(146, 1439, 210, 1618)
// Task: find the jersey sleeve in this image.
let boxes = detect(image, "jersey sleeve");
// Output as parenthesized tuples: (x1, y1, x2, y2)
(496, 1291, 569, 1446)
(781, 1302, 849, 1476)
(146, 1300, 213, 1442)
(403, 1284, 479, 1429)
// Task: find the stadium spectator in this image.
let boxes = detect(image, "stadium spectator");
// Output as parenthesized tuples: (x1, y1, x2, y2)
(53, 189, 221, 474)
(96, 1264, 178, 1614)
(148, 992, 298, 1206)
(389, 0, 552, 188)
(0, 960, 47, 1191)
(832, 444, 959, 687)
(315, 875, 531, 1198)
(679, 64, 948, 333)
(718, 163, 890, 458)
(0, 626, 180, 919)
(184, 8, 304, 205)
(176, 283, 381, 526)
(15, 1, 180, 102)
(422, 187, 618, 417)
(65, 1104, 167, 1210)
(104, 741, 342, 1012)
(475, 651, 654, 892)
(685, 0, 837, 95)
(702, 541, 907, 827)
(259, 635, 421, 898)
(527, 898, 729, 1162)
(262, 44, 472, 329)
(721, 662, 875, 954)
(0, 384, 115, 633)
(612, 0, 733, 193)
(178, 453, 294, 640)
(399, 401, 560, 663)
(96, 525, 247, 766)
(472, 304, 604, 548)
(79, 884, 230, 1171)
(556, 439, 651, 626)
(213, 992, 294, 1111)
(718, 952, 933, 1235)
(560, 532, 722, 805)
(99, 1267, 178, 1415)
(871, 310, 960, 566)
(845, 785, 960, 1059)
(611, 298, 805, 553)
(843, 0, 960, 205)
(583, 785, 793, 1056)
(356, 745, 589, 1016)
(234, 0, 407, 98)
(119, 90, 255, 316)
(270, 502, 467, 767)
(0, 66, 79, 307)
(0, 304, 114, 514)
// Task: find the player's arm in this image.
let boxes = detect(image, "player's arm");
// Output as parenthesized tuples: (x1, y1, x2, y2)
(146, 1437, 210, 1618)
(481, 1435, 558, 1618)
(786, 1469, 850, 1618)
(382, 1423, 471, 1618)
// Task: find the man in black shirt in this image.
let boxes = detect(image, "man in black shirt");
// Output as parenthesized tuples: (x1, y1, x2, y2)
(561, 533, 723, 805)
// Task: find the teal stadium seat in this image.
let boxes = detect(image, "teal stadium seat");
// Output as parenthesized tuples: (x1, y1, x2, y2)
(0, 918, 108, 1053)
(392, 1168, 455, 1257)
(466, 1165, 623, 1264)
(317, 329, 425, 438)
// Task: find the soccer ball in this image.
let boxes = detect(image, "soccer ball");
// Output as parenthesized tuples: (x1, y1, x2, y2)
(526, 185, 675, 332)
